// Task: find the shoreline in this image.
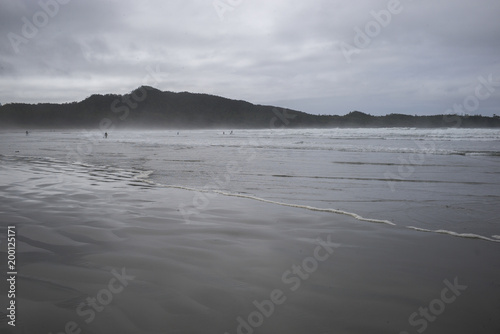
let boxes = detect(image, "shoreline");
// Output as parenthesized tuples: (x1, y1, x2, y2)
(1, 155, 499, 333)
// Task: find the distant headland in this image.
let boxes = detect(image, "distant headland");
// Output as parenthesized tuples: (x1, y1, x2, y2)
(1, 86, 499, 129)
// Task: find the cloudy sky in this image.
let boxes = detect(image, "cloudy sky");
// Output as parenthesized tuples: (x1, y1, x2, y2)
(1, 0, 499, 116)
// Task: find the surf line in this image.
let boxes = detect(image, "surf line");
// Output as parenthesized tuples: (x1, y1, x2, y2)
(141, 179, 500, 243)
(407, 226, 500, 243)
(210, 192, 500, 243)
(144, 178, 396, 226)
(214, 190, 396, 225)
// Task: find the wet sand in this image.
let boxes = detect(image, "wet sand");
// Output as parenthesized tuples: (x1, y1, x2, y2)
(1, 156, 499, 334)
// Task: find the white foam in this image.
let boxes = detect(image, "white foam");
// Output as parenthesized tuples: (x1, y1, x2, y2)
(140, 177, 500, 244)
(407, 226, 500, 243)
(142, 177, 396, 226)
(135, 170, 154, 181)
(213, 191, 396, 225)
(148, 179, 500, 244)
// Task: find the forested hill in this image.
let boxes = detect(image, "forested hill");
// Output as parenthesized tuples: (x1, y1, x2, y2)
(1, 86, 499, 128)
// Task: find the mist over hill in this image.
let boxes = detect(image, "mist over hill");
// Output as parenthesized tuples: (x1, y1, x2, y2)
(1, 86, 499, 129)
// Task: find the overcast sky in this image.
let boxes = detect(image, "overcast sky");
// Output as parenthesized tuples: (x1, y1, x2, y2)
(1, 0, 499, 116)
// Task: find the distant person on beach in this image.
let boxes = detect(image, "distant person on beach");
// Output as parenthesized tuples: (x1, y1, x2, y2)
(26, 130, 29, 136)
(104, 132, 108, 139)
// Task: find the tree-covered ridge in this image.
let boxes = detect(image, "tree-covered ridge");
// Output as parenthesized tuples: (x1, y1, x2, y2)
(1, 86, 499, 128)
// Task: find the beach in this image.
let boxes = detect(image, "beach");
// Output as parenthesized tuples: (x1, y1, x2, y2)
(1, 128, 499, 333)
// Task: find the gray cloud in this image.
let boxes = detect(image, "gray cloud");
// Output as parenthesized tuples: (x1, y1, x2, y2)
(1, 0, 499, 116)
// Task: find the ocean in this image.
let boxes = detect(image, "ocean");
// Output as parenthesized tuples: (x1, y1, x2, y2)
(1, 128, 499, 333)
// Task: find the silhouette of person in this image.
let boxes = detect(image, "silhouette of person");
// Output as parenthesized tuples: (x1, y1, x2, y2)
(26, 130, 29, 136)
(104, 132, 108, 139)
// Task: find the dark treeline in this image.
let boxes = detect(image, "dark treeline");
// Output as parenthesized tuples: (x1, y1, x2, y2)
(1, 86, 499, 129)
